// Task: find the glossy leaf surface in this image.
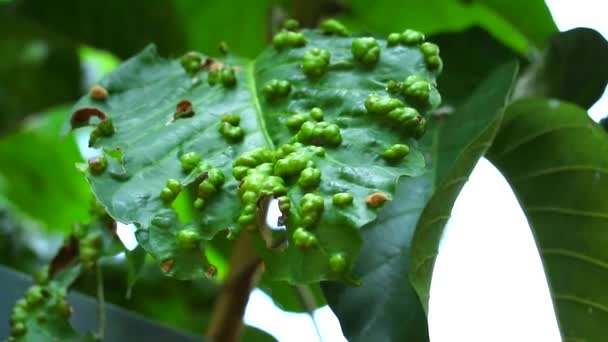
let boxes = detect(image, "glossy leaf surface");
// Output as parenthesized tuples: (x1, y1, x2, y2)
(69, 28, 441, 283)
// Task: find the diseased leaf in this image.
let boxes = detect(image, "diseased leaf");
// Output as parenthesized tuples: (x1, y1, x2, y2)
(487, 98, 608, 341)
(323, 61, 519, 340)
(515, 28, 608, 109)
(68, 27, 442, 283)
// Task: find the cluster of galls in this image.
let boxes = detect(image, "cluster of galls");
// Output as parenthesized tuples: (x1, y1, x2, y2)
(208, 65, 237, 88)
(219, 113, 244, 142)
(73, 223, 104, 268)
(352, 37, 381, 66)
(262, 79, 292, 101)
(302, 48, 331, 78)
(285, 107, 342, 147)
(8, 280, 71, 340)
(365, 94, 426, 140)
(386, 29, 442, 71)
(273, 25, 307, 50)
(180, 51, 237, 87)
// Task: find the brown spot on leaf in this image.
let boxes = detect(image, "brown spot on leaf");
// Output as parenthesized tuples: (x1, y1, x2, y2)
(161, 259, 175, 273)
(89, 85, 108, 101)
(71, 107, 107, 129)
(174, 100, 194, 120)
(365, 192, 388, 208)
(203, 58, 225, 72)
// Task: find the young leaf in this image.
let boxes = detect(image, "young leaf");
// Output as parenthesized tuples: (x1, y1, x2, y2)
(68, 27, 442, 283)
(323, 61, 519, 340)
(488, 98, 608, 341)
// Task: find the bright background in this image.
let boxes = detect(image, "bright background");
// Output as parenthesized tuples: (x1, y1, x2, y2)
(236, 1, 608, 341)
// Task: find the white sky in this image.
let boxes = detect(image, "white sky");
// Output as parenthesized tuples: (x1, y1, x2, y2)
(108, 1, 608, 340)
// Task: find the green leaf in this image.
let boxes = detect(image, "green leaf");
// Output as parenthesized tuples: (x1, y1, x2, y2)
(0, 107, 91, 232)
(68, 27, 441, 283)
(487, 98, 608, 341)
(323, 61, 519, 340)
(0, 15, 81, 134)
(473, 0, 557, 48)
(345, 0, 557, 53)
(430, 27, 519, 106)
(515, 28, 608, 109)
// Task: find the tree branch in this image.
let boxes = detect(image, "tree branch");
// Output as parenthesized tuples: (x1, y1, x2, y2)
(207, 232, 262, 342)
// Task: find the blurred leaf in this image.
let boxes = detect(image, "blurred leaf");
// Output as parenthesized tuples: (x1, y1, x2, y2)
(11, 0, 188, 59)
(0, 264, 205, 341)
(345, 0, 557, 53)
(324, 61, 519, 340)
(430, 27, 519, 106)
(473, 0, 557, 48)
(488, 98, 608, 341)
(0, 15, 81, 133)
(259, 277, 326, 312)
(0, 107, 91, 232)
(516, 28, 608, 109)
(175, 0, 278, 58)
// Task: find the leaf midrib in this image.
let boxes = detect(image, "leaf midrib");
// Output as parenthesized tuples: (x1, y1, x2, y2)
(247, 60, 274, 149)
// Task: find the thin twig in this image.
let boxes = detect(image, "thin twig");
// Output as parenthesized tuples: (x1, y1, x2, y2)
(207, 232, 262, 342)
(96, 262, 106, 341)
(294, 285, 323, 341)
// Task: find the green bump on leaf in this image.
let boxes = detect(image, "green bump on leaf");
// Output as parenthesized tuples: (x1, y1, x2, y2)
(387, 33, 401, 47)
(382, 144, 410, 162)
(166, 178, 181, 193)
(295, 121, 342, 147)
(283, 19, 300, 31)
(177, 228, 201, 249)
(420, 42, 443, 70)
(352, 37, 381, 65)
(180, 51, 203, 75)
(220, 67, 237, 87)
(273, 31, 307, 50)
(309, 107, 324, 121)
(302, 48, 331, 78)
(286, 114, 309, 132)
(402, 75, 432, 105)
(293, 227, 318, 249)
(332, 192, 354, 206)
(401, 29, 425, 46)
(88, 155, 107, 175)
(221, 113, 241, 126)
(297, 167, 321, 189)
(320, 19, 349, 36)
(180, 151, 201, 173)
(262, 79, 292, 101)
(386, 80, 401, 93)
(329, 253, 347, 272)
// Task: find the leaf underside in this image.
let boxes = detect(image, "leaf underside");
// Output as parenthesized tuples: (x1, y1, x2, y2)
(488, 98, 608, 341)
(69, 29, 441, 283)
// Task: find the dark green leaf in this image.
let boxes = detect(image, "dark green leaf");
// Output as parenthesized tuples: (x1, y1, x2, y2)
(69, 28, 441, 283)
(10, 0, 187, 59)
(430, 27, 519, 106)
(515, 28, 608, 109)
(324, 61, 519, 340)
(345, 0, 557, 53)
(473, 0, 557, 48)
(487, 98, 608, 341)
(0, 15, 81, 133)
(0, 107, 91, 232)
